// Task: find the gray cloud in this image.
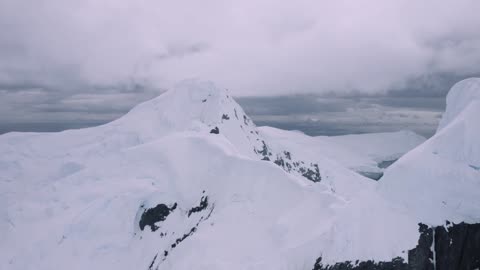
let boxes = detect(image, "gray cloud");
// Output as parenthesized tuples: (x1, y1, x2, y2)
(1, 1, 480, 136)
(237, 73, 462, 137)
(2, 0, 480, 95)
(239, 94, 444, 138)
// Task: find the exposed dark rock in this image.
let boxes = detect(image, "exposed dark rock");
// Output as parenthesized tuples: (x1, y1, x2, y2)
(234, 109, 239, 119)
(408, 223, 434, 270)
(313, 256, 408, 270)
(434, 222, 480, 270)
(139, 203, 177, 232)
(148, 254, 158, 270)
(243, 115, 250, 125)
(156, 201, 215, 267)
(255, 141, 271, 158)
(299, 163, 321, 182)
(273, 153, 321, 182)
(222, 114, 230, 120)
(210, 127, 220, 134)
(202, 99, 207, 103)
(274, 156, 286, 167)
(312, 222, 480, 270)
(187, 196, 209, 217)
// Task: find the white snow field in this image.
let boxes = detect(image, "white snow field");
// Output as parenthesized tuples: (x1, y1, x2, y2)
(1, 79, 479, 270)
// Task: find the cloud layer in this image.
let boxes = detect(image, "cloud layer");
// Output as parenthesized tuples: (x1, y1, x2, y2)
(2, 0, 480, 95)
(1, 1, 480, 136)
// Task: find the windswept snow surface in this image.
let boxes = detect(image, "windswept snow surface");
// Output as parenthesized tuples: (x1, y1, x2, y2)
(0, 79, 478, 269)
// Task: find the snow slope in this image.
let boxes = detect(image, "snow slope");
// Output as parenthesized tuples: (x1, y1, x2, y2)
(1, 78, 478, 269)
(380, 78, 480, 224)
(0, 132, 332, 270)
(259, 127, 425, 180)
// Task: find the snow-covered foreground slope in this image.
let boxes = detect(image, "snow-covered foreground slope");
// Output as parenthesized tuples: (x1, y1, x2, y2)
(259, 127, 425, 180)
(0, 132, 336, 269)
(1, 79, 479, 270)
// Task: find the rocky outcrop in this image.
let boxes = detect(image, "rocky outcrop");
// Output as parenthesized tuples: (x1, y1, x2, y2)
(144, 193, 215, 269)
(272, 151, 321, 182)
(210, 127, 220, 134)
(312, 256, 408, 270)
(434, 222, 480, 270)
(139, 203, 177, 232)
(312, 222, 480, 270)
(254, 141, 322, 182)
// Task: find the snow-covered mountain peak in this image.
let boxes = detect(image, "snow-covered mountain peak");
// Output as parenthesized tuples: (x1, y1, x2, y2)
(118, 80, 331, 182)
(120, 79, 246, 133)
(380, 77, 480, 224)
(107, 79, 264, 158)
(437, 77, 480, 132)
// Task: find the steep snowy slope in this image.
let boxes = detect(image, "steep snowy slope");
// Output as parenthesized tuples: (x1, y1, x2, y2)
(380, 78, 480, 224)
(259, 127, 425, 180)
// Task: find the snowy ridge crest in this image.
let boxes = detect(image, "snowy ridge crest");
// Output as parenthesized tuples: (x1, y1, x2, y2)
(117, 79, 323, 181)
(437, 77, 480, 132)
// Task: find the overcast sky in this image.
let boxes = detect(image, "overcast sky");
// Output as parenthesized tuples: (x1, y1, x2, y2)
(1, 0, 480, 137)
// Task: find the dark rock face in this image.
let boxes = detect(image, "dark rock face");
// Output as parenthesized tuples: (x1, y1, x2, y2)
(139, 203, 177, 232)
(312, 222, 480, 270)
(272, 153, 321, 182)
(259, 147, 321, 183)
(313, 256, 408, 270)
(210, 127, 220, 134)
(408, 223, 434, 270)
(299, 163, 321, 182)
(222, 114, 230, 120)
(434, 222, 480, 270)
(153, 193, 215, 268)
(148, 254, 158, 270)
(255, 140, 272, 158)
(253, 135, 322, 183)
(187, 195, 209, 217)
(243, 115, 250, 125)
